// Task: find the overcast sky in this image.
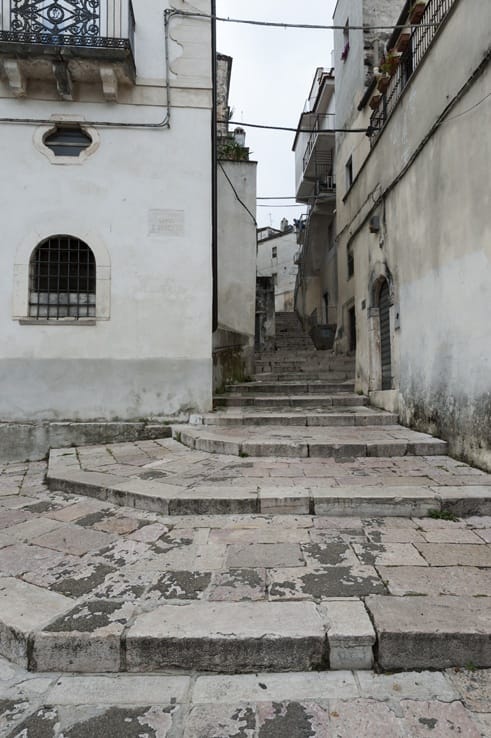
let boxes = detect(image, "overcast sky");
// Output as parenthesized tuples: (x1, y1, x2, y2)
(216, 0, 338, 228)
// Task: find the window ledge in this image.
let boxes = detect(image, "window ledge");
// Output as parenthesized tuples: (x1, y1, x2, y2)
(18, 319, 97, 326)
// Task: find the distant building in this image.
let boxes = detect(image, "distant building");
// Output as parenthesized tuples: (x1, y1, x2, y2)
(256, 222, 298, 313)
(332, 0, 491, 471)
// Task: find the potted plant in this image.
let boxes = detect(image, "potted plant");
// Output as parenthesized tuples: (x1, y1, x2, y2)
(380, 50, 402, 77)
(409, 1, 427, 24)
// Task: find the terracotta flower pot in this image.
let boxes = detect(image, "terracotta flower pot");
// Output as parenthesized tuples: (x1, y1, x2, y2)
(369, 94, 382, 110)
(377, 75, 390, 94)
(410, 1, 426, 24)
(396, 30, 411, 52)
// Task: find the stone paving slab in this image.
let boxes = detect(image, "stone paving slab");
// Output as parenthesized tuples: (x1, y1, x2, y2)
(126, 601, 328, 673)
(0, 656, 488, 738)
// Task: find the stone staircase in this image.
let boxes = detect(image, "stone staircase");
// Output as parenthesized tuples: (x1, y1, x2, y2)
(185, 312, 447, 460)
(4, 310, 489, 680)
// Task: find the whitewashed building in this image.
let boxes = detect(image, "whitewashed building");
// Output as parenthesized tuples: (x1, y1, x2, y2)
(256, 223, 298, 313)
(0, 0, 214, 460)
(333, 0, 491, 471)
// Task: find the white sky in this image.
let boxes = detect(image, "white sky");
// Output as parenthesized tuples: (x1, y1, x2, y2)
(216, 0, 338, 228)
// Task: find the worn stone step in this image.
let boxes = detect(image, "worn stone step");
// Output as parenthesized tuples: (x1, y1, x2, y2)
(366, 595, 491, 670)
(46, 444, 491, 516)
(194, 408, 398, 427)
(213, 394, 369, 409)
(1, 591, 376, 673)
(176, 425, 448, 459)
(227, 382, 355, 395)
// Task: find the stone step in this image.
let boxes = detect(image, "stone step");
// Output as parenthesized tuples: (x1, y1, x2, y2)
(2, 596, 376, 674)
(176, 425, 448, 459)
(194, 408, 398, 427)
(46, 444, 491, 516)
(4, 574, 491, 673)
(365, 595, 491, 670)
(253, 372, 353, 381)
(227, 382, 356, 395)
(213, 394, 369, 409)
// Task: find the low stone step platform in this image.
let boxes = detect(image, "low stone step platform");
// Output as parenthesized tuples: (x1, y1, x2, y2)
(176, 425, 448, 459)
(227, 381, 356, 395)
(193, 408, 398, 427)
(214, 393, 368, 409)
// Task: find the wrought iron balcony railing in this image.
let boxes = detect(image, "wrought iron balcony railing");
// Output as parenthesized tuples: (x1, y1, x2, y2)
(0, 0, 135, 53)
(302, 114, 336, 173)
(369, 0, 457, 143)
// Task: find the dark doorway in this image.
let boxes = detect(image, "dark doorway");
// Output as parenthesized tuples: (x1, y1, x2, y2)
(348, 306, 356, 352)
(379, 280, 392, 389)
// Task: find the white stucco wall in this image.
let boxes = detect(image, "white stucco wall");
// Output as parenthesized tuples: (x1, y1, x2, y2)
(217, 160, 257, 337)
(0, 0, 214, 421)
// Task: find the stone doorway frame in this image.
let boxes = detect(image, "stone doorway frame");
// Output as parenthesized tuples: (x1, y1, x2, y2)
(367, 262, 396, 392)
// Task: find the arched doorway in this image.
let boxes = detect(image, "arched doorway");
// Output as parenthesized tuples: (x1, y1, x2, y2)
(379, 279, 392, 390)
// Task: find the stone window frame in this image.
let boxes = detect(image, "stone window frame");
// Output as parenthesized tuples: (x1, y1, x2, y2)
(33, 115, 100, 166)
(12, 224, 111, 325)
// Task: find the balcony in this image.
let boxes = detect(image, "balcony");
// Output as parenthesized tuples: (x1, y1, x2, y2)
(296, 114, 336, 203)
(368, 0, 457, 143)
(0, 0, 136, 100)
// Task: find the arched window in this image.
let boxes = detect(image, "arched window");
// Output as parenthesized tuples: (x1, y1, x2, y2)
(29, 236, 96, 319)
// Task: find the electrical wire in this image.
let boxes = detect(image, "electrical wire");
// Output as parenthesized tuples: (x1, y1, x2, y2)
(171, 10, 442, 31)
(257, 204, 306, 208)
(443, 91, 491, 123)
(218, 160, 257, 225)
(224, 119, 367, 134)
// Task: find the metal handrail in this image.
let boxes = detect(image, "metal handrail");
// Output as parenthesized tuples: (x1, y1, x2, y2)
(0, 0, 135, 51)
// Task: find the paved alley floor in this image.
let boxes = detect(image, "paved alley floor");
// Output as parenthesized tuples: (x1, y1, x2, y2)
(1, 445, 491, 734)
(1, 655, 491, 737)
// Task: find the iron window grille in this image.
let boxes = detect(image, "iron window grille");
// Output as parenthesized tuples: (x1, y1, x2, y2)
(29, 235, 96, 319)
(43, 125, 92, 156)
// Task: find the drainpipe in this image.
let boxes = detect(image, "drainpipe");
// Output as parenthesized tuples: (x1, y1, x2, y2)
(211, 0, 218, 332)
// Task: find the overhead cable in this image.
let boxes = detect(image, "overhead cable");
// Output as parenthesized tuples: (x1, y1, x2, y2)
(224, 120, 367, 134)
(171, 10, 441, 31)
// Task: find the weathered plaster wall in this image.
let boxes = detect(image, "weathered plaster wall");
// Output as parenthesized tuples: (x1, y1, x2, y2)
(215, 159, 257, 389)
(0, 0, 214, 430)
(217, 160, 257, 337)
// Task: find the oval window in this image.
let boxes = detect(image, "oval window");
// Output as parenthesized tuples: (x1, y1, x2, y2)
(44, 126, 93, 157)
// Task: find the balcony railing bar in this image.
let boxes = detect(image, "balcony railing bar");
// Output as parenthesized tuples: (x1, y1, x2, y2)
(369, 0, 457, 144)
